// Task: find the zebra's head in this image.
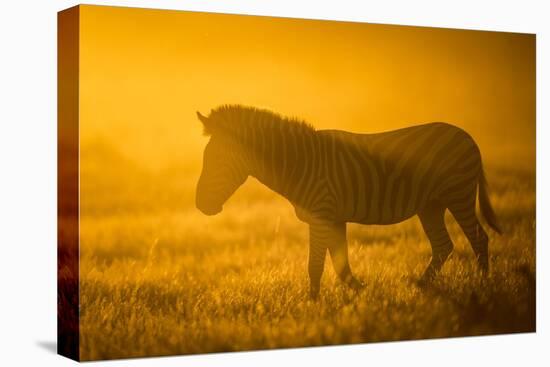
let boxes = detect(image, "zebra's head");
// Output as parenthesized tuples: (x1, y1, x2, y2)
(195, 111, 249, 216)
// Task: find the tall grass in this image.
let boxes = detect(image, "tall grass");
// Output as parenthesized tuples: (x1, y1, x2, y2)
(79, 165, 535, 361)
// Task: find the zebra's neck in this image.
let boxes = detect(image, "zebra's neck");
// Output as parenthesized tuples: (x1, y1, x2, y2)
(209, 105, 321, 208)
(243, 127, 321, 206)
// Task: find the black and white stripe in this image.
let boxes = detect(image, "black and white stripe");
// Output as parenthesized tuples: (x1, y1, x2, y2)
(196, 105, 501, 298)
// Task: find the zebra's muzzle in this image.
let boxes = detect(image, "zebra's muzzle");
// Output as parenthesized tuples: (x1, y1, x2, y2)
(197, 203, 223, 216)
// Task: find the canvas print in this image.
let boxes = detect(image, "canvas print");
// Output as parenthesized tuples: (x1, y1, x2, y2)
(58, 4, 536, 361)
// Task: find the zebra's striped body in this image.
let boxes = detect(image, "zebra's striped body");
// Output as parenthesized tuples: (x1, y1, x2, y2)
(196, 105, 501, 298)
(312, 124, 484, 224)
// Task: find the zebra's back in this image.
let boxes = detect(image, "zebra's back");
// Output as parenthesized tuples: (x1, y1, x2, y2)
(317, 122, 481, 224)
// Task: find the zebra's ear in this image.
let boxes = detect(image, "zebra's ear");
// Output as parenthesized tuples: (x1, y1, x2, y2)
(196, 111, 212, 136)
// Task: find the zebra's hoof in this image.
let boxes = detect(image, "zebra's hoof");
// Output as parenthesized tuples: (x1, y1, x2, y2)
(477, 257, 489, 275)
(348, 278, 366, 291)
(309, 287, 320, 300)
(417, 272, 436, 288)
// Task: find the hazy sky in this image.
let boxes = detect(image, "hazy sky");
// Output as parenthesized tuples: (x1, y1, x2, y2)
(79, 5, 535, 171)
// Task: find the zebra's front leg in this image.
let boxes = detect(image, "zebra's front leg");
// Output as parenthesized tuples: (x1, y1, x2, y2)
(308, 224, 328, 299)
(308, 222, 363, 299)
(327, 222, 365, 291)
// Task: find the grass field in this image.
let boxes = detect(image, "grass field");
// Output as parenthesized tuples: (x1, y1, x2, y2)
(78, 165, 535, 361)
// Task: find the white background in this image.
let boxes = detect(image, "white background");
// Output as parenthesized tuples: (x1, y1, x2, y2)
(0, 0, 547, 365)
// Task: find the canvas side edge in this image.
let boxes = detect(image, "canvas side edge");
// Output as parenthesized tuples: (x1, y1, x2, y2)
(57, 5, 80, 362)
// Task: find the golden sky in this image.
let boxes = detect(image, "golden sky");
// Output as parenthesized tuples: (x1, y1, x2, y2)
(79, 5, 535, 171)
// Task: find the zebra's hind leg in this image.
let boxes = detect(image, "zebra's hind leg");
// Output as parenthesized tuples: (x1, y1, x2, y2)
(449, 201, 489, 274)
(418, 202, 454, 283)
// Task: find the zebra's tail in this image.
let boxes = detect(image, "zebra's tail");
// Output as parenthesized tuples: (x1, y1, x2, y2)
(478, 168, 502, 234)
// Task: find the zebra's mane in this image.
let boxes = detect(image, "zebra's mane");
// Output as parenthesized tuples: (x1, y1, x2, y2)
(202, 105, 316, 141)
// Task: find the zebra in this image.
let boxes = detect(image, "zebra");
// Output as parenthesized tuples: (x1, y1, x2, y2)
(195, 105, 501, 299)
